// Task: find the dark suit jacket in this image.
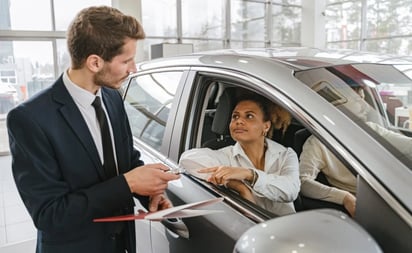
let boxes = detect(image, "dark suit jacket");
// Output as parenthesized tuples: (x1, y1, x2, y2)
(7, 75, 149, 253)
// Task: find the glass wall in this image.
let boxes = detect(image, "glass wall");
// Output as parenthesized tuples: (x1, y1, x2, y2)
(231, 0, 265, 42)
(0, 0, 303, 154)
(0, 0, 110, 154)
(271, 2, 301, 46)
(3, 0, 412, 153)
(7, 0, 52, 30)
(0, 0, 111, 100)
(325, 0, 412, 55)
(141, 0, 302, 56)
(141, 0, 177, 37)
(182, 0, 225, 39)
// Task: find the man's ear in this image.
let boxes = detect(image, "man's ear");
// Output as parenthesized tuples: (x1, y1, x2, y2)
(85, 54, 103, 73)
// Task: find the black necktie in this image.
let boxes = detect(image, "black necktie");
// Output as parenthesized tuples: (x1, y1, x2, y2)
(92, 96, 117, 179)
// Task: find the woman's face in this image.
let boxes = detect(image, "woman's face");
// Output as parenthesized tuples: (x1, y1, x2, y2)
(229, 100, 271, 144)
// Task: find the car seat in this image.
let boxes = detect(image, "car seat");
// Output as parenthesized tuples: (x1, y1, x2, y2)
(293, 128, 312, 157)
(201, 83, 219, 143)
(202, 88, 236, 149)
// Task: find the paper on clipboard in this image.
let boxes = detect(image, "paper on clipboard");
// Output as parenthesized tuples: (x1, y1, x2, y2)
(93, 197, 224, 222)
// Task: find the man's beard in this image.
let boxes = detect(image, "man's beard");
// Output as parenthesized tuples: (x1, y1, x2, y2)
(93, 68, 109, 87)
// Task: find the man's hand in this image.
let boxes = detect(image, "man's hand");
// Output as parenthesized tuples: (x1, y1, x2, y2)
(343, 193, 356, 217)
(149, 194, 173, 212)
(124, 163, 180, 196)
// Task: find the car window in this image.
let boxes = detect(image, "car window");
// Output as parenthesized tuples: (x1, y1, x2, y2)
(123, 71, 182, 149)
(180, 79, 304, 217)
(295, 63, 412, 168)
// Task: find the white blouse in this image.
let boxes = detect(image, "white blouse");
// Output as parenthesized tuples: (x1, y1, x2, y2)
(179, 139, 300, 216)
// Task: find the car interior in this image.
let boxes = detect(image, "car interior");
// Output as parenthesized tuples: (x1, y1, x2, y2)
(192, 79, 353, 215)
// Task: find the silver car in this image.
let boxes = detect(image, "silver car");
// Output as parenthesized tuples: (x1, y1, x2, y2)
(121, 47, 411, 253)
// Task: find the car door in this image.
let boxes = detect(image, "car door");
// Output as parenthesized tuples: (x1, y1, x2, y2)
(162, 68, 313, 252)
(122, 68, 190, 253)
(123, 68, 266, 253)
(171, 66, 412, 252)
(150, 69, 271, 253)
(123, 63, 410, 253)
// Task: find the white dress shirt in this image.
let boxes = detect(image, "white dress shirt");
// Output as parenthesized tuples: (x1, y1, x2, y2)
(62, 71, 118, 172)
(179, 139, 300, 216)
(366, 121, 412, 161)
(299, 121, 412, 205)
(299, 135, 356, 205)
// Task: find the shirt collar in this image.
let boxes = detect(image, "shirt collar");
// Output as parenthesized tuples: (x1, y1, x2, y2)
(232, 138, 284, 159)
(63, 70, 102, 108)
(232, 142, 245, 157)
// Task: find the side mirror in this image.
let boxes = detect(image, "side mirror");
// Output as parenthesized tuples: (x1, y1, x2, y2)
(234, 209, 382, 253)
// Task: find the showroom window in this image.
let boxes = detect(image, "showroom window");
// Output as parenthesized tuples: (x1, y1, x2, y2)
(271, 2, 301, 46)
(7, 0, 53, 30)
(182, 0, 224, 39)
(0, 0, 110, 154)
(0, 0, 111, 101)
(141, 0, 177, 38)
(141, 0, 302, 55)
(325, 0, 412, 55)
(231, 0, 265, 42)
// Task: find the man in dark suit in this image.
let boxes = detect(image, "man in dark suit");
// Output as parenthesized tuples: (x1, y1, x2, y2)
(6, 6, 180, 253)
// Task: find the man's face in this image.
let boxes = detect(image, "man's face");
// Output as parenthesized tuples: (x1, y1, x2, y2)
(343, 89, 370, 122)
(94, 38, 138, 89)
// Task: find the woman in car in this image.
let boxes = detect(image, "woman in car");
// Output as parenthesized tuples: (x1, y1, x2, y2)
(179, 94, 300, 216)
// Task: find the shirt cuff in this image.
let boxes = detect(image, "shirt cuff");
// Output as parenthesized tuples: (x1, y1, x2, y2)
(329, 187, 351, 205)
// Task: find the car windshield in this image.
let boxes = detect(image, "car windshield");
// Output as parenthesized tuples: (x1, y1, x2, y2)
(295, 63, 412, 168)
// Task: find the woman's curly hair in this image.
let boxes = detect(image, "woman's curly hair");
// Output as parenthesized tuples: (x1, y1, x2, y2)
(269, 103, 292, 137)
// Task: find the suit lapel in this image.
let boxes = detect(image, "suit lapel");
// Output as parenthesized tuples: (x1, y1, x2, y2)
(52, 78, 106, 180)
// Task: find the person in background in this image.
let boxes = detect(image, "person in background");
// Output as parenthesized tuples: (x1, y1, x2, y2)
(299, 86, 412, 217)
(299, 135, 357, 216)
(180, 94, 300, 216)
(7, 6, 179, 253)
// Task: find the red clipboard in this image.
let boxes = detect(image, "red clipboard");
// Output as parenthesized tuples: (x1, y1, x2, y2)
(93, 197, 224, 222)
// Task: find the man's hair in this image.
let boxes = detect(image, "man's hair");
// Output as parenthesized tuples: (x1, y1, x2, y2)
(67, 6, 145, 69)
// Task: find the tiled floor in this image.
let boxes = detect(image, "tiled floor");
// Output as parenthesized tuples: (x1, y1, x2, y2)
(0, 116, 37, 251)
(0, 155, 37, 247)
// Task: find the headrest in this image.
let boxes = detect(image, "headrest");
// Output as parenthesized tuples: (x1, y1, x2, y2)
(211, 88, 235, 135)
(293, 128, 312, 157)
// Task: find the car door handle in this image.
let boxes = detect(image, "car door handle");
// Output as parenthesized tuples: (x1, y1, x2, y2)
(161, 218, 190, 239)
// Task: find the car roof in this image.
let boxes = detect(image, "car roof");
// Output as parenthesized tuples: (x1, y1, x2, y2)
(137, 47, 412, 72)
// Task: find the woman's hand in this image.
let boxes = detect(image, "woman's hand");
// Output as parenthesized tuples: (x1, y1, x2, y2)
(198, 166, 253, 185)
(343, 193, 356, 217)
